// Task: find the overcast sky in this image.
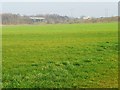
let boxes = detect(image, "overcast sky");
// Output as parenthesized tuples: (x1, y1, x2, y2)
(1, 0, 119, 2)
(2, 2, 118, 18)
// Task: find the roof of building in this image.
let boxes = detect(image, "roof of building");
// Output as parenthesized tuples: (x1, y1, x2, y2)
(30, 17, 45, 20)
(83, 16, 91, 19)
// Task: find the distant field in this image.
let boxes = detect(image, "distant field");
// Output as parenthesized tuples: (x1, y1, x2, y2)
(2, 23, 118, 88)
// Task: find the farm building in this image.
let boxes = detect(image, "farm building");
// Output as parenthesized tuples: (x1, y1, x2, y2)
(83, 16, 92, 20)
(29, 17, 45, 22)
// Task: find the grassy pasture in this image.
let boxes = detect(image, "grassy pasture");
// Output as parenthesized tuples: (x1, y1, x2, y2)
(2, 23, 118, 88)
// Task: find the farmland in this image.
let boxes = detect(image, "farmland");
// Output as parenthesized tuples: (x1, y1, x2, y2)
(2, 23, 118, 88)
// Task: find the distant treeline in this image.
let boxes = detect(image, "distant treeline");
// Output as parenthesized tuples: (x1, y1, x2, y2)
(1, 13, 32, 24)
(1, 13, 118, 25)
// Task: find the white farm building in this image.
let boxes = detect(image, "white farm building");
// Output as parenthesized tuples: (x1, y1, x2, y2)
(83, 16, 92, 20)
(29, 17, 45, 22)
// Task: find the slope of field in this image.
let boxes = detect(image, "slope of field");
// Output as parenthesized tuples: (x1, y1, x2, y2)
(2, 23, 118, 88)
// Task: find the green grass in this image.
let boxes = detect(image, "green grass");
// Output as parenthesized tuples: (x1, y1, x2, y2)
(2, 23, 118, 88)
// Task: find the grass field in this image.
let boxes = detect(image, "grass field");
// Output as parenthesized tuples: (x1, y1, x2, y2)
(2, 22, 118, 88)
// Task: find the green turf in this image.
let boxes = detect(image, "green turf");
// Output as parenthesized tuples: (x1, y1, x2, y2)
(2, 23, 118, 88)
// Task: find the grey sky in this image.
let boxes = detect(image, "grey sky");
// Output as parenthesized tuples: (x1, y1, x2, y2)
(1, 0, 119, 2)
(2, 2, 118, 18)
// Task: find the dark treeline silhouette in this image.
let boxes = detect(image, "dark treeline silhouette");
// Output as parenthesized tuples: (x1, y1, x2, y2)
(1, 13, 118, 25)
